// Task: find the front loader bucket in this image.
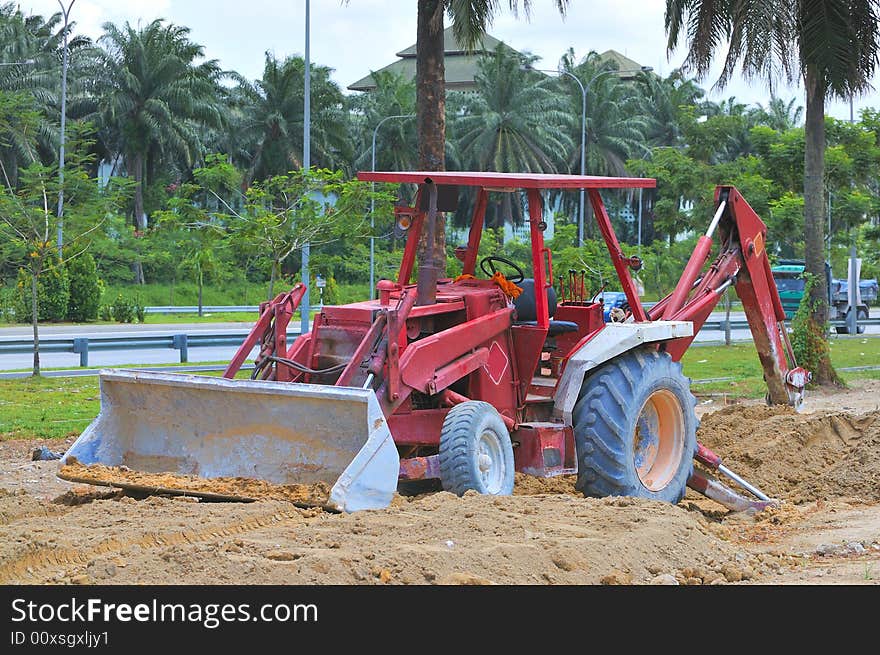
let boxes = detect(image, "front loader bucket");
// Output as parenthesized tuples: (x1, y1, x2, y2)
(58, 370, 399, 512)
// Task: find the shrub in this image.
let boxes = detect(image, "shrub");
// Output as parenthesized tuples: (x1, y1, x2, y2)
(98, 304, 112, 322)
(110, 293, 135, 323)
(0, 287, 14, 322)
(134, 295, 145, 323)
(65, 252, 103, 322)
(13, 251, 70, 323)
(790, 273, 841, 386)
(314, 274, 340, 305)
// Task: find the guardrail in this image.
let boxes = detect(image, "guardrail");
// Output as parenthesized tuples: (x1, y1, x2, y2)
(144, 305, 323, 314)
(0, 330, 301, 367)
(702, 318, 880, 331)
(0, 318, 876, 369)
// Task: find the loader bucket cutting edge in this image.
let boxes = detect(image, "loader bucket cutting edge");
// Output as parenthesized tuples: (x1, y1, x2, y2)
(58, 370, 400, 512)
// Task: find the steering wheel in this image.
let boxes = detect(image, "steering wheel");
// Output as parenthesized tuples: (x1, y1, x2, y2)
(480, 256, 525, 284)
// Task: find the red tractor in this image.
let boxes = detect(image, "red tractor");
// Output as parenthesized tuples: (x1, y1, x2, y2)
(61, 172, 808, 512)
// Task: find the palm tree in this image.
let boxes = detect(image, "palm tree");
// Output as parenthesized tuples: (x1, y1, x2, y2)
(414, 0, 570, 273)
(637, 68, 705, 148)
(350, 70, 418, 173)
(84, 19, 224, 234)
(551, 51, 651, 238)
(665, 0, 880, 385)
(452, 47, 573, 228)
(231, 52, 351, 184)
(0, 3, 91, 182)
(690, 96, 755, 163)
(753, 96, 804, 132)
(560, 52, 651, 177)
(456, 48, 573, 175)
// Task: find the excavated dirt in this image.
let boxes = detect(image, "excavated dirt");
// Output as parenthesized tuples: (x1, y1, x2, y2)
(696, 406, 880, 504)
(58, 458, 331, 506)
(1, 381, 879, 585)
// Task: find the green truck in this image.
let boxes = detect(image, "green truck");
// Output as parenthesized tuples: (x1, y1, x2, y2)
(771, 259, 871, 334)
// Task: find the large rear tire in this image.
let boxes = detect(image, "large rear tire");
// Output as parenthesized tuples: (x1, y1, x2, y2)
(439, 401, 515, 496)
(572, 347, 697, 504)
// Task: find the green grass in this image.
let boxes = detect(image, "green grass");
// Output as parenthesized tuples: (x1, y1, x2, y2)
(103, 281, 272, 307)
(131, 312, 261, 324)
(0, 376, 100, 441)
(0, 367, 251, 441)
(683, 335, 880, 396)
(104, 281, 370, 308)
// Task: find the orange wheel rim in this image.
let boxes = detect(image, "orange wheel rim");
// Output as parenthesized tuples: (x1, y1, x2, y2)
(632, 389, 684, 492)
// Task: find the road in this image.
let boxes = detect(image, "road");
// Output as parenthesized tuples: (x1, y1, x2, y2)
(0, 313, 876, 371)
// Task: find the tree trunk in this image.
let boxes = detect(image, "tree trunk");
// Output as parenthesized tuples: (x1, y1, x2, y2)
(133, 152, 147, 232)
(31, 267, 40, 377)
(803, 66, 837, 385)
(416, 0, 447, 276)
(268, 260, 277, 300)
(197, 267, 204, 318)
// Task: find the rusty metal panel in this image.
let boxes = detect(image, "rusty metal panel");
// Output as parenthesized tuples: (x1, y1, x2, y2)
(398, 455, 441, 481)
(513, 423, 576, 477)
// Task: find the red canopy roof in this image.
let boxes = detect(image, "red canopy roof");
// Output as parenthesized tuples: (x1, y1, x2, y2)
(357, 171, 656, 189)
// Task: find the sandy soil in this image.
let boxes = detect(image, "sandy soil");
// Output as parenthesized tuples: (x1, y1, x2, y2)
(1, 379, 879, 585)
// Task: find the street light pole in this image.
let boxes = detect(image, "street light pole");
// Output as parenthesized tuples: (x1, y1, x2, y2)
(56, 0, 75, 259)
(525, 64, 652, 248)
(300, 0, 311, 334)
(557, 70, 587, 248)
(370, 113, 414, 298)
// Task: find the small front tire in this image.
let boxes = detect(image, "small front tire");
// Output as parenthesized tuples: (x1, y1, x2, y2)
(438, 401, 515, 496)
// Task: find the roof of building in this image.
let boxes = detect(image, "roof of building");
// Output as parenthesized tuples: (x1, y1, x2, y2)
(596, 49, 646, 79)
(347, 30, 649, 92)
(347, 27, 518, 92)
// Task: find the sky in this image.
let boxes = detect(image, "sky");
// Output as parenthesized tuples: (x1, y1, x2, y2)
(14, 0, 880, 121)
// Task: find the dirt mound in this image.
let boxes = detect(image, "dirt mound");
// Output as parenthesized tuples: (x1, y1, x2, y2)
(0, 489, 68, 526)
(698, 406, 880, 504)
(59, 459, 330, 506)
(0, 490, 764, 585)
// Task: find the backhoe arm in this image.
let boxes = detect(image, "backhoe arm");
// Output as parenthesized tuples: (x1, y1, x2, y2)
(650, 186, 810, 408)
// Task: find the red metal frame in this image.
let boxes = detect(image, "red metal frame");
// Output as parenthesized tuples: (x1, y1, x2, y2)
(527, 188, 550, 330)
(359, 170, 657, 190)
(588, 188, 648, 322)
(223, 283, 306, 379)
(462, 188, 488, 276)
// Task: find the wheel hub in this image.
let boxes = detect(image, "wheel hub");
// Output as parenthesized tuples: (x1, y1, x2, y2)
(477, 430, 505, 493)
(633, 389, 685, 492)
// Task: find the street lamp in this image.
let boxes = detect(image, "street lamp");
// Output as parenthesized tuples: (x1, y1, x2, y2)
(523, 63, 653, 247)
(0, 59, 37, 66)
(300, 0, 311, 334)
(56, 0, 75, 259)
(370, 113, 414, 297)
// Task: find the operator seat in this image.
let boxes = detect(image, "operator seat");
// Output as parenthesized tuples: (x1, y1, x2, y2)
(513, 279, 579, 336)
